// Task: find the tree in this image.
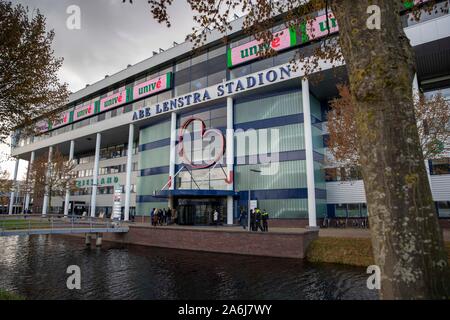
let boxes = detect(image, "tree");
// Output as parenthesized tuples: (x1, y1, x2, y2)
(0, 170, 12, 208)
(24, 149, 77, 214)
(327, 85, 450, 167)
(126, 0, 450, 298)
(0, 1, 69, 144)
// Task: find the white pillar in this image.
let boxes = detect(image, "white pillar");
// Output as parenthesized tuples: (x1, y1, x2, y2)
(8, 158, 20, 215)
(24, 151, 35, 212)
(226, 97, 234, 225)
(42, 146, 53, 216)
(412, 73, 419, 98)
(302, 78, 317, 228)
(124, 124, 134, 221)
(169, 112, 177, 191)
(168, 112, 177, 209)
(90, 133, 101, 217)
(63, 140, 75, 217)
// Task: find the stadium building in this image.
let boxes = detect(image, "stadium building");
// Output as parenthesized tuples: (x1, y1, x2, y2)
(8, 1, 450, 227)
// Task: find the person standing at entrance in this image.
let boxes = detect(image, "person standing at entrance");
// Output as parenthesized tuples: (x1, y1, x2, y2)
(250, 209, 255, 231)
(213, 209, 219, 226)
(150, 208, 156, 226)
(239, 209, 247, 230)
(255, 208, 264, 232)
(262, 209, 269, 232)
(167, 208, 172, 225)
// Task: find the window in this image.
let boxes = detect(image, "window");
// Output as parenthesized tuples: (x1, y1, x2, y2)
(430, 158, 450, 175)
(191, 76, 207, 91)
(325, 168, 337, 182)
(208, 46, 226, 59)
(207, 71, 226, 86)
(175, 82, 191, 96)
(191, 52, 207, 65)
(437, 201, 450, 218)
(176, 58, 191, 72)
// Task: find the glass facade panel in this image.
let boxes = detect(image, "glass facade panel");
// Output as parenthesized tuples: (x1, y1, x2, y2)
(235, 91, 303, 124)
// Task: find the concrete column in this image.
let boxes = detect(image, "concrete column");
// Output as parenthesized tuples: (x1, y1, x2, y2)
(63, 140, 75, 217)
(169, 112, 177, 190)
(124, 124, 134, 221)
(24, 151, 35, 212)
(412, 73, 419, 98)
(226, 97, 234, 225)
(95, 233, 103, 247)
(90, 133, 101, 217)
(8, 158, 20, 215)
(42, 146, 53, 216)
(302, 78, 317, 228)
(168, 112, 177, 209)
(85, 234, 91, 246)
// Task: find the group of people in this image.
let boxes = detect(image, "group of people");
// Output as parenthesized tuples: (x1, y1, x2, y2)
(150, 208, 177, 226)
(239, 208, 269, 232)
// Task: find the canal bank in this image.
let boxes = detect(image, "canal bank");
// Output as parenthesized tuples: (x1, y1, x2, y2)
(77, 225, 319, 259)
(69, 225, 450, 267)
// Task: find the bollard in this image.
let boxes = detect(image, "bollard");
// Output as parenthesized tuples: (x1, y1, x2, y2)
(85, 234, 91, 246)
(96, 233, 103, 247)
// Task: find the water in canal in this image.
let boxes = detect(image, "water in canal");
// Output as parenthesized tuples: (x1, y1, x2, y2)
(0, 235, 378, 300)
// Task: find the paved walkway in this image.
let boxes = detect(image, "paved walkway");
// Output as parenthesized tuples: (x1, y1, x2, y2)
(126, 222, 450, 241)
(127, 223, 315, 234)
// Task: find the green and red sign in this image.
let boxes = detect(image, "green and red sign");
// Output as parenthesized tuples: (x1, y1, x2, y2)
(133, 72, 172, 100)
(227, 27, 297, 68)
(74, 102, 97, 121)
(227, 0, 430, 68)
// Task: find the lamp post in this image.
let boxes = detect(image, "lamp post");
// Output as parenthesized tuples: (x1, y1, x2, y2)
(248, 169, 261, 232)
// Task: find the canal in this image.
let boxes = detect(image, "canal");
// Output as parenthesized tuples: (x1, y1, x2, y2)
(0, 235, 378, 300)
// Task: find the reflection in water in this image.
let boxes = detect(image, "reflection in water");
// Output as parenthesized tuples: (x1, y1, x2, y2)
(0, 235, 378, 300)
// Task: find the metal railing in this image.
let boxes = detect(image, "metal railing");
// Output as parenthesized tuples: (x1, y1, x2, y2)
(0, 214, 128, 235)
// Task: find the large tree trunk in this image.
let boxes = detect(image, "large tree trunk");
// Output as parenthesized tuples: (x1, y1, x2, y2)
(331, 0, 450, 299)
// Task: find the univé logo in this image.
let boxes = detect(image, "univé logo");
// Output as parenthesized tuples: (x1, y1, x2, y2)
(178, 117, 225, 169)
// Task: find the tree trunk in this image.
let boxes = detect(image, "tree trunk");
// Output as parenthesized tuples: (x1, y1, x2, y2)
(331, 0, 450, 299)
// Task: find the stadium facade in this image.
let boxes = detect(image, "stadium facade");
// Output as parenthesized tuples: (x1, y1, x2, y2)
(8, 1, 450, 226)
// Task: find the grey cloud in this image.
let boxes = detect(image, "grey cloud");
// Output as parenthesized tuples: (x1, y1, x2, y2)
(11, 0, 195, 92)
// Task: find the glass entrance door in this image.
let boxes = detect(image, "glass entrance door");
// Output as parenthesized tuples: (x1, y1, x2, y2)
(176, 198, 227, 225)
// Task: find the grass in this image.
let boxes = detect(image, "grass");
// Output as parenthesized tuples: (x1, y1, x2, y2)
(0, 289, 24, 300)
(306, 237, 450, 267)
(0, 219, 51, 230)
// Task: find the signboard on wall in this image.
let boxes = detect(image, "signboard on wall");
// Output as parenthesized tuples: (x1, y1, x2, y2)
(36, 120, 50, 133)
(299, 13, 339, 44)
(50, 111, 71, 130)
(100, 89, 127, 113)
(133, 72, 172, 100)
(73, 102, 96, 121)
(227, 27, 297, 68)
(76, 176, 120, 188)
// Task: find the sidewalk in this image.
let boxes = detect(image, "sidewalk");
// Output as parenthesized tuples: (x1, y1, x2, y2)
(127, 221, 450, 241)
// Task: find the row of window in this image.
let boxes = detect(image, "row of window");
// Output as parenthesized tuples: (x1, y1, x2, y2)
(330, 201, 450, 218)
(325, 159, 450, 182)
(76, 162, 139, 178)
(77, 143, 138, 164)
(71, 185, 137, 196)
(325, 167, 363, 182)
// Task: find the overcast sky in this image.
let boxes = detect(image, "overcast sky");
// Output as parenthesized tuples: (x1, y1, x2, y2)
(1, 0, 198, 178)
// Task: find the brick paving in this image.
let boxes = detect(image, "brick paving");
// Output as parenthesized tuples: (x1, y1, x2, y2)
(127, 222, 450, 242)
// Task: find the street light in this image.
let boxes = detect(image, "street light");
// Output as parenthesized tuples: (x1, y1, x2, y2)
(248, 169, 261, 232)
